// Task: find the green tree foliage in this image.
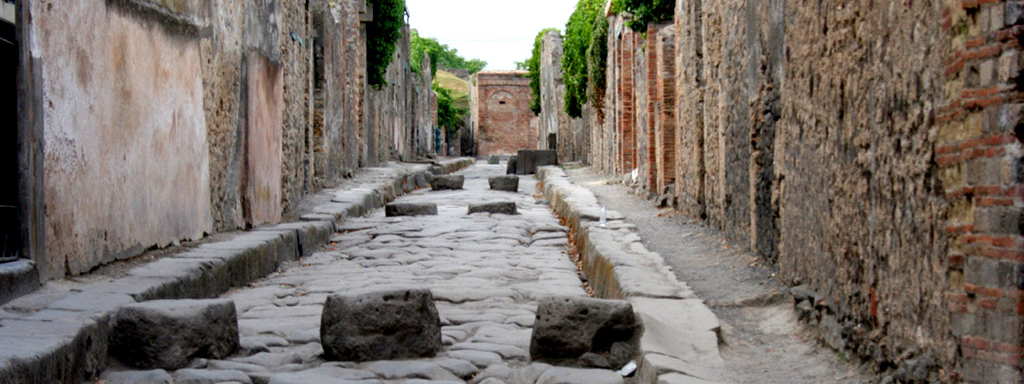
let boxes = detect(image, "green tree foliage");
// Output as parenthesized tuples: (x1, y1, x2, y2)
(366, 0, 406, 88)
(562, 0, 606, 118)
(613, 0, 674, 31)
(434, 82, 468, 137)
(524, 28, 560, 115)
(411, 30, 488, 77)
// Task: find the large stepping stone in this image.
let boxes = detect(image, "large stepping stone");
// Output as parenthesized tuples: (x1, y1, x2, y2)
(516, 150, 558, 175)
(431, 175, 465, 190)
(100, 370, 173, 384)
(468, 202, 518, 215)
(321, 288, 442, 361)
(385, 203, 438, 217)
(111, 299, 240, 370)
(173, 368, 253, 384)
(530, 296, 641, 369)
(536, 367, 624, 384)
(489, 176, 520, 192)
(506, 156, 518, 175)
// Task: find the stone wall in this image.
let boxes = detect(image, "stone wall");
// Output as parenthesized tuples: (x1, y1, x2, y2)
(30, 0, 212, 279)
(537, 30, 591, 163)
(556, 0, 1024, 381)
(19, 0, 437, 282)
(470, 71, 537, 156)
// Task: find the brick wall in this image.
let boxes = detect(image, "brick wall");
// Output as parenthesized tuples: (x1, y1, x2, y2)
(941, 1, 1024, 381)
(471, 71, 537, 156)
(654, 24, 676, 195)
(618, 28, 637, 173)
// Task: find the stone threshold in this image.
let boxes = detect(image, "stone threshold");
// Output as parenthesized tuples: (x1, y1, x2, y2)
(0, 158, 475, 384)
(536, 166, 726, 384)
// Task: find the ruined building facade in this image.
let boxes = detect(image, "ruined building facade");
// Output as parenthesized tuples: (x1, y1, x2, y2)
(469, 70, 538, 156)
(10, 0, 440, 297)
(538, 1, 1024, 382)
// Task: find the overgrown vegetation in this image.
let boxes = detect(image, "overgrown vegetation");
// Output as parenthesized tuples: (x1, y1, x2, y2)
(524, 28, 560, 115)
(612, 0, 674, 31)
(366, 0, 406, 88)
(562, 0, 606, 118)
(410, 30, 487, 77)
(434, 81, 468, 138)
(586, 14, 609, 117)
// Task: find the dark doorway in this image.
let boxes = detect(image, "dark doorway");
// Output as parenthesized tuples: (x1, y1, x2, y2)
(1, 14, 20, 261)
(547, 133, 557, 151)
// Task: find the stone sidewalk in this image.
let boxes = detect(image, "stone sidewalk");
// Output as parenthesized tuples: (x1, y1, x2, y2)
(0, 159, 473, 384)
(96, 163, 628, 383)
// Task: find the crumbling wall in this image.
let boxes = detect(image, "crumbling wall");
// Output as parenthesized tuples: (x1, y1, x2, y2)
(566, 0, 1019, 380)
(540, 31, 567, 156)
(278, 0, 314, 215)
(365, 24, 434, 163)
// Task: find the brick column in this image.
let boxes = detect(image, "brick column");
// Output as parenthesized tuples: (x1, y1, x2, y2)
(647, 25, 658, 192)
(940, 1, 1024, 381)
(619, 30, 637, 172)
(655, 24, 677, 193)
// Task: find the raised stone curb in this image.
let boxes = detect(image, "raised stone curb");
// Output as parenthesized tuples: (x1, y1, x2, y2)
(0, 260, 40, 306)
(0, 158, 475, 384)
(536, 166, 726, 384)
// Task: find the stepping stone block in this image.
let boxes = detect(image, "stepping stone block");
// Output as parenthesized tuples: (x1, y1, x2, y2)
(489, 176, 520, 192)
(468, 202, 518, 215)
(321, 288, 442, 362)
(488, 155, 501, 165)
(385, 203, 438, 217)
(101, 370, 174, 384)
(516, 150, 558, 175)
(506, 156, 518, 175)
(530, 296, 641, 369)
(430, 175, 465, 190)
(110, 299, 240, 370)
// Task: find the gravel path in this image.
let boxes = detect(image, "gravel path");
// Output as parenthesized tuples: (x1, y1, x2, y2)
(565, 167, 876, 384)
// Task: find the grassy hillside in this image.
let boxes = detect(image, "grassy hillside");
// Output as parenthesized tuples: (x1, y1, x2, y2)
(435, 70, 470, 110)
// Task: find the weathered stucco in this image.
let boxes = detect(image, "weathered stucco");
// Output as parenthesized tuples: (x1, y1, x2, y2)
(19, 0, 438, 284)
(33, 0, 212, 278)
(244, 52, 285, 227)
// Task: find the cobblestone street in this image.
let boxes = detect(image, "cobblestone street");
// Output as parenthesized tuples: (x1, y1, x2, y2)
(96, 163, 632, 383)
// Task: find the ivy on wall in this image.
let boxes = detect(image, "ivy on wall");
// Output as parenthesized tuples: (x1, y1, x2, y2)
(612, 0, 674, 31)
(562, 0, 606, 118)
(586, 14, 608, 117)
(367, 0, 406, 88)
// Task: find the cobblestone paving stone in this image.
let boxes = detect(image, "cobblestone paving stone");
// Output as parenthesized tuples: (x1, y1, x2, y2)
(102, 163, 621, 384)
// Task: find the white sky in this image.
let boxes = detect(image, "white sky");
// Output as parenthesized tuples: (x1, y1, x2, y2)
(406, 0, 579, 71)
